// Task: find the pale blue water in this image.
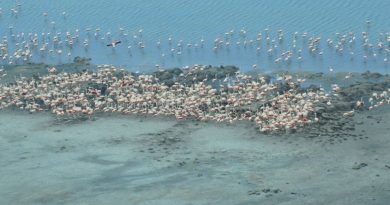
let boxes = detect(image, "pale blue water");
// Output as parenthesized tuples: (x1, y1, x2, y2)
(1, 0, 390, 73)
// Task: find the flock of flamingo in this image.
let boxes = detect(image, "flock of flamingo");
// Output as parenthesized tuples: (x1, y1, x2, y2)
(0, 65, 329, 133)
(0, 3, 390, 70)
(0, 64, 389, 133)
(1, 2, 390, 133)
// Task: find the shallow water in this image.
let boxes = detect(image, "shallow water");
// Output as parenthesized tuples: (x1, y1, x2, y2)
(1, 108, 390, 205)
(1, 0, 390, 72)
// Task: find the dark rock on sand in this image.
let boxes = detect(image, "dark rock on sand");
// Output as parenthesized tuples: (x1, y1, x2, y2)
(352, 162, 368, 170)
(314, 106, 326, 114)
(332, 101, 354, 111)
(305, 84, 321, 92)
(153, 65, 239, 87)
(339, 82, 386, 102)
(248, 190, 261, 195)
(248, 188, 281, 196)
(86, 82, 108, 95)
(361, 71, 383, 79)
(0, 56, 96, 84)
(73, 56, 92, 64)
(305, 72, 324, 79)
(53, 114, 91, 125)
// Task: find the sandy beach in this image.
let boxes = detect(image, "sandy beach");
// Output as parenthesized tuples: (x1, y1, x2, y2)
(0, 105, 389, 205)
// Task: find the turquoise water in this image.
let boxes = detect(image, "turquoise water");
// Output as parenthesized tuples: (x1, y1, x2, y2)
(1, 0, 390, 73)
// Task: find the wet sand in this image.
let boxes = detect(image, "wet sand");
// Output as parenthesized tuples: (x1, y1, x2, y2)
(0, 106, 390, 205)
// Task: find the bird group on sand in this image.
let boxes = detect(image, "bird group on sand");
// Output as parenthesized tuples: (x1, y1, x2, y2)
(0, 65, 334, 133)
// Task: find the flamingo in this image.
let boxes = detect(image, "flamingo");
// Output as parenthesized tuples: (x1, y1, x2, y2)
(107, 40, 121, 47)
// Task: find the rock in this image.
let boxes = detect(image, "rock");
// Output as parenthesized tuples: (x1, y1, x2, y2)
(315, 106, 326, 114)
(178, 161, 186, 167)
(356, 121, 364, 125)
(262, 188, 271, 193)
(170, 67, 183, 75)
(305, 84, 321, 91)
(34, 98, 45, 106)
(361, 71, 383, 79)
(273, 189, 282, 193)
(304, 72, 324, 79)
(321, 113, 337, 120)
(332, 101, 354, 111)
(73, 56, 91, 64)
(352, 162, 368, 170)
(153, 65, 239, 87)
(248, 190, 261, 195)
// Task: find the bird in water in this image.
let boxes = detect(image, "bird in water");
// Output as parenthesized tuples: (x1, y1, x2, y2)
(106, 40, 121, 47)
